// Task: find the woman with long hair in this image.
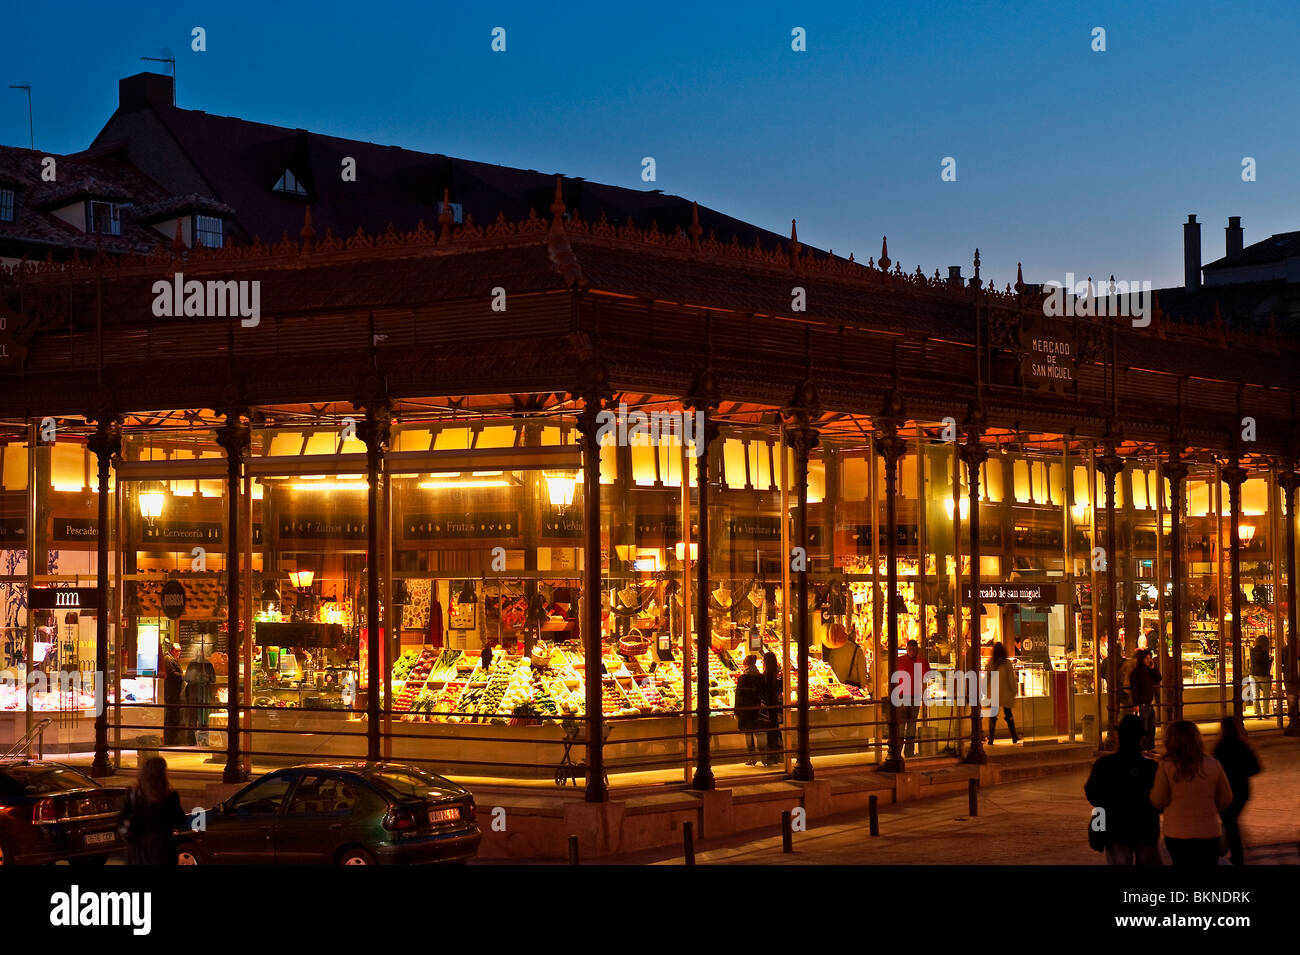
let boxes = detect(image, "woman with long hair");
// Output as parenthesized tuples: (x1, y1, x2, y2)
(760, 650, 783, 766)
(1213, 718, 1261, 865)
(985, 642, 1019, 745)
(117, 757, 189, 865)
(1150, 720, 1233, 865)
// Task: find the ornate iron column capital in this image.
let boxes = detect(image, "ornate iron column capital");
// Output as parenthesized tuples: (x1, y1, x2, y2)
(1220, 455, 1247, 489)
(1165, 445, 1190, 484)
(781, 378, 820, 457)
(86, 413, 122, 462)
(215, 411, 250, 462)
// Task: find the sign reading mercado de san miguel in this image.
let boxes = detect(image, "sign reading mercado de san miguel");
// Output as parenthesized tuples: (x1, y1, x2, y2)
(1019, 317, 1077, 394)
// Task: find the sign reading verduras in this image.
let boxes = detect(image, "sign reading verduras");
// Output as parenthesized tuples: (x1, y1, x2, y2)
(962, 583, 1058, 604)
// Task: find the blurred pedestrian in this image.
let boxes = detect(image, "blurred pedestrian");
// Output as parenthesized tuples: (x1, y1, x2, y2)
(1150, 720, 1233, 865)
(734, 654, 765, 765)
(1213, 718, 1260, 866)
(896, 639, 931, 757)
(985, 642, 1020, 745)
(1129, 648, 1162, 753)
(1084, 713, 1161, 865)
(761, 650, 783, 766)
(1249, 636, 1272, 717)
(117, 757, 189, 866)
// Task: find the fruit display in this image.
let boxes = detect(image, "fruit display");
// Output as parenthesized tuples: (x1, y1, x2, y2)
(392, 648, 438, 712)
(391, 648, 421, 682)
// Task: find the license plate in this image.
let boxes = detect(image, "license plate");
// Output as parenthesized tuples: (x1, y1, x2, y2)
(427, 807, 460, 824)
(84, 831, 116, 846)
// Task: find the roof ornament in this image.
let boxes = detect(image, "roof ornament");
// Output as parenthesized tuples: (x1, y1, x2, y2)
(687, 201, 703, 253)
(878, 236, 890, 271)
(438, 187, 455, 243)
(549, 175, 566, 230)
(788, 218, 802, 272)
(300, 204, 316, 253)
(1014, 261, 1025, 295)
(970, 248, 981, 288)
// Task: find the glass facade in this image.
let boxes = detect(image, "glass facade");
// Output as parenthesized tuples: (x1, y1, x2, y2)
(1, 398, 1296, 780)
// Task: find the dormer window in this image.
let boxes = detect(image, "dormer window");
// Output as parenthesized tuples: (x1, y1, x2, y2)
(194, 214, 224, 248)
(273, 169, 307, 196)
(88, 200, 121, 235)
(0, 188, 13, 222)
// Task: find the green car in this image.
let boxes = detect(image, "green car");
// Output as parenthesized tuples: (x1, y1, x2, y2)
(177, 761, 480, 865)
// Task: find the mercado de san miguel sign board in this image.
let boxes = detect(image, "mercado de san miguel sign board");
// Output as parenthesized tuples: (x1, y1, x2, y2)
(1019, 318, 1077, 395)
(962, 583, 1058, 604)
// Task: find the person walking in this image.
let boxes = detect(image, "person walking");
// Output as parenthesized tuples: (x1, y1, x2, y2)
(1249, 636, 1272, 717)
(1150, 720, 1233, 865)
(161, 643, 184, 746)
(733, 654, 765, 765)
(116, 757, 189, 865)
(1129, 648, 1162, 753)
(985, 642, 1020, 745)
(760, 650, 783, 766)
(896, 639, 931, 757)
(1084, 713, 1161, 865)
(1213, 719, 1260, 866)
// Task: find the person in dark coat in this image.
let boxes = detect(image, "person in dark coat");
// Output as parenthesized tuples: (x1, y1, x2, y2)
(733, 654, 765, 765)
(760, 650, 783, 766)
(1213, 718, 1260, 866)
(1084, 714, 1161, 865)
(1249, 636, 1272, 717)
(117, 757, 189, 865)
(1129, 649, 1162, 753)
(162, 643, 184, 746)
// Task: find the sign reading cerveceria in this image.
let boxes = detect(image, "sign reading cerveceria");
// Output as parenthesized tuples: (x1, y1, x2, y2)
(152, 272, 261, 328)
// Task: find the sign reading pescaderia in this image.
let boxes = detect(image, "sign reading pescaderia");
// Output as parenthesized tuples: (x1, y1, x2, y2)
(1019, 317, 1076, 395)
(962, 582, 1058, 604)
(54, 518, 99, 541)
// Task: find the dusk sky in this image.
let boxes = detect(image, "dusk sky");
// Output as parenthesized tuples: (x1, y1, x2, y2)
(4, 0, 1296, 289)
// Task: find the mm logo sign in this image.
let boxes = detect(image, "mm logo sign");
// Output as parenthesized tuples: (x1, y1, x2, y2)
(30, 587, 100, 611)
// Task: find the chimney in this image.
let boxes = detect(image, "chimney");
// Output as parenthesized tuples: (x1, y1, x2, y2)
(1183, 214, 1201, 289)
(118, 72, 175, 112)
(947, 266, 963, 285)
(1225, 216, 1244, 258)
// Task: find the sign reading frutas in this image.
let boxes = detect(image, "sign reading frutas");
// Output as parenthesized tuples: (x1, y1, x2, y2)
(1019, 317, 1076, 395)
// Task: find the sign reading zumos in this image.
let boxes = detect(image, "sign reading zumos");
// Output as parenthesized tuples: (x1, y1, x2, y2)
(1019, 318, 1076, 395)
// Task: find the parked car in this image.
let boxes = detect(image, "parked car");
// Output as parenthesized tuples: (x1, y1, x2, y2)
(176, 761, 481, 865)
(0, 759, 127, 865)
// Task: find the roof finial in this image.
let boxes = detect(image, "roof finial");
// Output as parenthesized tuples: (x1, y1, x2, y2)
(788, 218, 802, 268)
(1014, 261, 1025, 294)
(970, 248, 981, 287)
(438, 187, 455, 243)
(688, 201, 702, 252)
(550, 175, 566, 225)
(878, 236, 890, 271)
(300, 204, 316, 253)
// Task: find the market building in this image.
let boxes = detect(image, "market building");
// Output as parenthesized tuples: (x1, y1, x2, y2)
(0, 74, 1296, 804)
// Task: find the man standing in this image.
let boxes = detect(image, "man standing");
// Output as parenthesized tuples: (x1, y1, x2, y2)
(162, 643, 183, 746)
(1084, 713, 1161, 865)
(1129, 648, 1162, 754)
(894, 639, 931, 758)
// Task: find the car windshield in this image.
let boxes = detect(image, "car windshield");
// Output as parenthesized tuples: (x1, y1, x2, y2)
(368, 768, 451, 800)
(3, 765, 99, 795)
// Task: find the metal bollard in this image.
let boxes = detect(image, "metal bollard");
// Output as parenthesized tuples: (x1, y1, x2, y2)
(568, 834, 579, 865)
(868, 794, 879, 836)
(683, 820, 695, 865)
(968, 778, 978, 817)
(781, 809, 793, 853)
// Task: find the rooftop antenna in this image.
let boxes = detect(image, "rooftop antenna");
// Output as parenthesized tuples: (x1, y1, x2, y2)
(7, 83, 33, 149)
(140, 47, 176, 104)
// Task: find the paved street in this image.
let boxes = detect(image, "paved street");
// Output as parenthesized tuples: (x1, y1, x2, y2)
(606, 736, 1300, 865)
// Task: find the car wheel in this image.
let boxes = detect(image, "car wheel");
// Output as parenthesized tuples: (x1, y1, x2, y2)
(338, 847, 376, 866)
(177, 843, 206, 865)
(0, 838, 13, 866)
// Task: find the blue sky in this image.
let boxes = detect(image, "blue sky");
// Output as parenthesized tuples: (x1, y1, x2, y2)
(3, 0, 1296, 288)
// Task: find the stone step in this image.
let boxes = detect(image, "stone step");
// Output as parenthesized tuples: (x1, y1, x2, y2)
(993, 757, 1093, 784)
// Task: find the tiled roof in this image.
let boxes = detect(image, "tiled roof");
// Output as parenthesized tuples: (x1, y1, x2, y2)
(1203, 231, 1300, 271)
